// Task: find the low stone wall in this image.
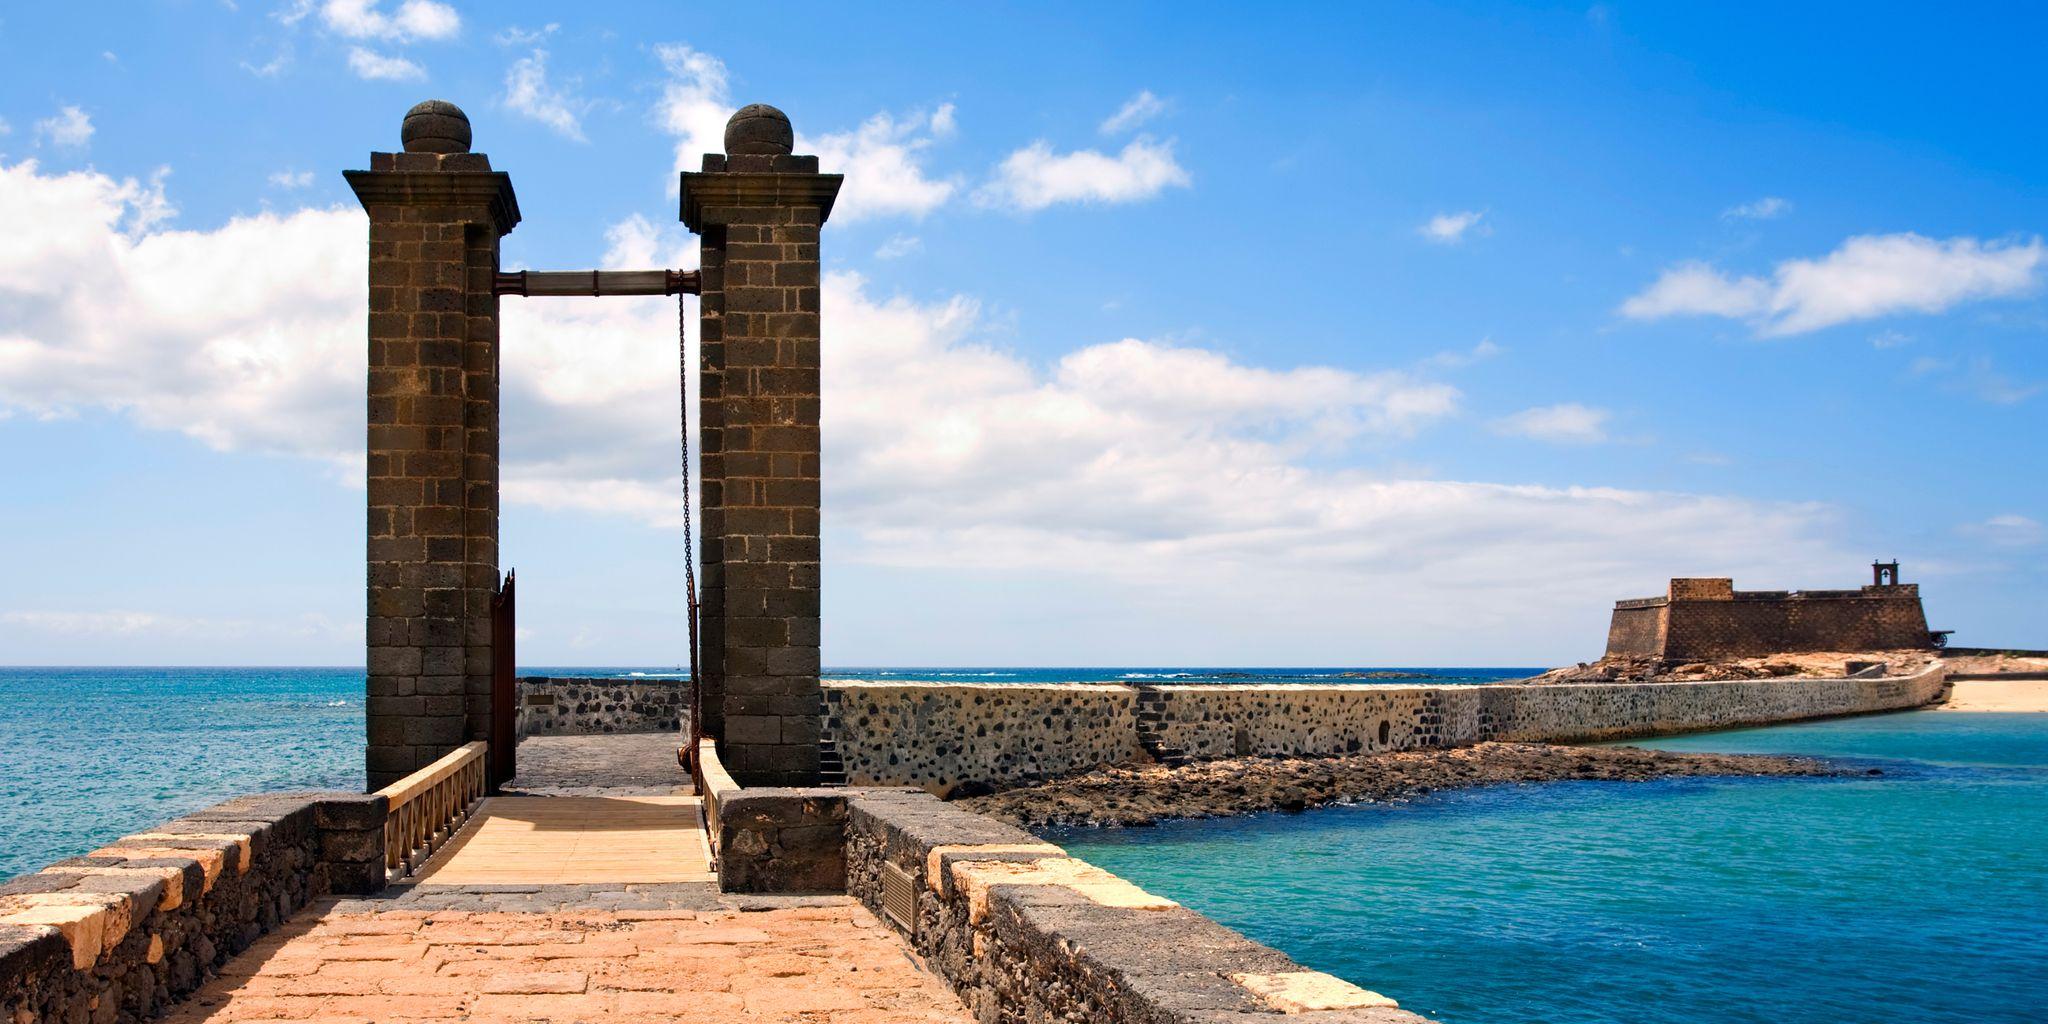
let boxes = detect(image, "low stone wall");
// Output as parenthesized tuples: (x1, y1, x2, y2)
(823, 665, 1949, 789)
(516, 677, 686, 737)
(0, 791, 385, 1024)
(846, 790, 1430, 1023)
(823, 682, 1140, 790)
(693, 739, 855, 894)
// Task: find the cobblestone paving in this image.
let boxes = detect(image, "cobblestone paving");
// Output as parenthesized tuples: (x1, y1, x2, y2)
(162, 898, 972, 1023)
(507, 733, 691, 796)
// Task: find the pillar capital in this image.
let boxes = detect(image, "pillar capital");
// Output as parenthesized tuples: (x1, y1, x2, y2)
(679, 168, 842, 231)
(347, 98, 520, 233)
(345, 161, 521, 235)
(679, 103, 841, 231)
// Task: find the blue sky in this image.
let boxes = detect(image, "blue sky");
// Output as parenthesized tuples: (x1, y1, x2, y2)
(0, 1, 2041, 666)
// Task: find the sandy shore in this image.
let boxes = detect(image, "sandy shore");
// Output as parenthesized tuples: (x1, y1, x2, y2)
(956, 742, 1837, 829)
(1937, 678, 2048, 712)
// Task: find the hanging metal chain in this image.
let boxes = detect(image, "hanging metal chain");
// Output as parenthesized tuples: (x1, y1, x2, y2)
(677, 292, 703, 751)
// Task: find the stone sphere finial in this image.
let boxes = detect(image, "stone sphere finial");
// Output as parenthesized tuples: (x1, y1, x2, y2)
(401, 100, 472, 154)
(724, 103, 793, 155)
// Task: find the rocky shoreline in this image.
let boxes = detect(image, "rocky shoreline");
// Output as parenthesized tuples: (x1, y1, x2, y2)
(956, 741, 1842, 829)
(1525, 649, 1939, 684)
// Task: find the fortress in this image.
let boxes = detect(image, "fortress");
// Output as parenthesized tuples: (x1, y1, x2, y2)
(1604, 562, 1937, 661)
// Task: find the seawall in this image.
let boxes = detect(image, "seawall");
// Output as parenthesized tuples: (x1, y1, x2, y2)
(821, 665, 1949, 789)
(515, 677, 685, 737)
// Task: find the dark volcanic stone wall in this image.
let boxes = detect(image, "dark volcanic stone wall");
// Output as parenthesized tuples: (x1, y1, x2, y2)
(693, 740, 851, 894)
(516, 678, 686, 736)
(820, 666, 1950, 790)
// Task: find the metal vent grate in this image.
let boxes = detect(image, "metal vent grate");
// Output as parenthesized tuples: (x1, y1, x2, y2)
(881, 860, 916, 936)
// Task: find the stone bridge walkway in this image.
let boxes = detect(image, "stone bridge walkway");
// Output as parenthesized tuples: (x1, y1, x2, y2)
(157, 734, 974, 1023)
(161, 901, 969, 1024)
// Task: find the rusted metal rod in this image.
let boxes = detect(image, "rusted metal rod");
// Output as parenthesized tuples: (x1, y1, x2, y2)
(494, 269, 699, 297)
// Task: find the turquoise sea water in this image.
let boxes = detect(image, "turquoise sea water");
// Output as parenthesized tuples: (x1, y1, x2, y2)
(0, 665, 1532, 879)
(1058, 711, 2048, 1024)
(0, 667, 364, 880)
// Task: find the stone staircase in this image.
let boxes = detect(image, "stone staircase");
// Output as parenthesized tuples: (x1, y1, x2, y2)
(816, 689, 847, 786)
(1132, 686, 1192, 766)
(817, 737, 847, 786)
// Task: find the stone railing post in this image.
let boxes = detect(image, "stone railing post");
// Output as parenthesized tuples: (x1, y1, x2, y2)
(681, 105, 842, 785)
(346, 101, 521, 788)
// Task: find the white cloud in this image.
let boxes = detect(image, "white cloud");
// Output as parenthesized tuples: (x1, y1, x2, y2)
(1908, 354, 2042, 405)
(799, 278, 1842, 645)
(0, 158, 1851, 661)
(1622, 233, 2046, 336)
(1495, 403, 1612, 444)
(269, 169, 315, 189)
(1870, 329, 1912, 349)
(1419, 210, 1487, 244)
(494, 23, 557, 47)
(654, 43, 732, 177)
(1962, 514, 2043, 548)
(651, 45, 957, 220)
(0, 609, 352, 643)
(35, 106, 94, 149)
(0, 118, 10, 136)
(127, 168, 178, 234)
(4, 610, 228, 638)
(1423, 338, 1503, 370)
(502, 49, 586, 141)
(800, 109, 958, 221)
(1620, 260, 1771, 320)
(1100, 90, 1166, 134)
(318, 0, 458, 42)
(978, 138, 1189, 211)
(875, 234, 922, 260)
(242, 47, 292, 77)
(0, 160, 357, 462)
(1723, 196, 1792, 221)
(594, 213, 699, 270)
(346, 46, 424, 81)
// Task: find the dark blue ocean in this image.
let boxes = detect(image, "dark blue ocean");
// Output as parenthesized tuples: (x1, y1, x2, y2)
(0, 665, 1532, 878)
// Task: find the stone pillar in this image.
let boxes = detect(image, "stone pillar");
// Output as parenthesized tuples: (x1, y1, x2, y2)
(681, 105, 841, 786)
(346, 101, 521, 789)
